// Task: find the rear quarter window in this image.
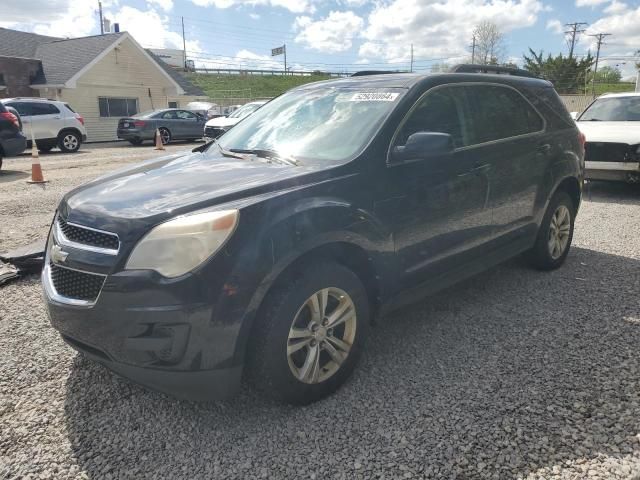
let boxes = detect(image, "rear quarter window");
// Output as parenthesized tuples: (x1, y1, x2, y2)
(522, 87, 575, 131)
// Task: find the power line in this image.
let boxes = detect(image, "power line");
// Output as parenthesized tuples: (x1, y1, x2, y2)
(565, 22, 588, 59)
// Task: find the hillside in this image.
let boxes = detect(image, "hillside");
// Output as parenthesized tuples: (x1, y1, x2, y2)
(186, 73, 333, 101)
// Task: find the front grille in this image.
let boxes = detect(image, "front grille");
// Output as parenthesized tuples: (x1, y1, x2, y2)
(58, 217, 119, 251)
(49, 263, 105, 301)
(585, 142, 638, 163)
(204, 126, 226, 139)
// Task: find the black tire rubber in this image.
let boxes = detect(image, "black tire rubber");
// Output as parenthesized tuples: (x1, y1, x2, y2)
(37, 142, 54, 153)
(128, 138, 144, 146)
(157, 128, 171, 145)
(57, 131, 81, 153)
(526, 191, 575, 270)
(247, 261, 370, 405)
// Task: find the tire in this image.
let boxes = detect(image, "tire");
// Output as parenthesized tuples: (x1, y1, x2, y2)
(37, 142, 54, 153)
(156, 127, 171, 145)
(526, 191, 575, 270)
(247, 261, 370, 405)
(128, 138, 143, 146)
(58, 131, 81, 153)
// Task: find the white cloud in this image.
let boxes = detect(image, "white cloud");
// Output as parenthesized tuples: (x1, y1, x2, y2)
(359, 0, 545, 63)
(581, 5, 640, 51)
(294, 11, 364, 53)
(603, 0, 629, 14)
(546, 19, 564, 34)
(249, 12, 260, 19)
(190, 0, 315, 14)
(147, 0, 174, 11)
(107, 5, 202, 53)
(575, 0, 610, 6)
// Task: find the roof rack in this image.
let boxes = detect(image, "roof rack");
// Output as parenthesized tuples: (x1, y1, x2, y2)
(449, 64, 538, 79)
(351, 70, 407, 77)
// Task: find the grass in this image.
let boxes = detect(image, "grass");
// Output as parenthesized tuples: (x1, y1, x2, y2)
(574, 82, 637, 96)
(186, 73, 333, 100)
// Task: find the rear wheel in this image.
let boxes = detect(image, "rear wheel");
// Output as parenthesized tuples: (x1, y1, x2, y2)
(157, 128, 171, 145)
(58, 131, 81, 153)
(247, 261, 370, 404)
(526, 191, 575, 270)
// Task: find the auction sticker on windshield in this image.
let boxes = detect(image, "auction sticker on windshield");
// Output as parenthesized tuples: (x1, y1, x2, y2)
(350, 92, 400, 102)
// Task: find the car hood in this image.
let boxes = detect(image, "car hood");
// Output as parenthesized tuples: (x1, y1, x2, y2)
(576, 121, 640, 144)
(60, 149, 320, 232)
(205, 117, 240, 128)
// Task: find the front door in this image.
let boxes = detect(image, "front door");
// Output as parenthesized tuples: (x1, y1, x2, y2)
(8, 101, 61, 141)
(375, 85, 493, 289)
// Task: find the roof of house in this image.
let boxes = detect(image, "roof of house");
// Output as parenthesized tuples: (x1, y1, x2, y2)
(32, 33, 125, 85)
(0, 27, 60, 59)
(0, 27, 204, 96)
(146, 50, 205, 96)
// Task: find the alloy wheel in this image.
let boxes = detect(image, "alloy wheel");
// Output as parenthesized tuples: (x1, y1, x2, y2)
(286, 287, 357, 384)
(63, 134, 78, 151)
(548, 204, 571, 260)
(160, 129, 171, 144)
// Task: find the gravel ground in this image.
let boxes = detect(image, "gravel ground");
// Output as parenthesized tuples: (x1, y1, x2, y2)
(1, 146, 639, 479)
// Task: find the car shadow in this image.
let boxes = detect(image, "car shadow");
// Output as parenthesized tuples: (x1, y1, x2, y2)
(0, 169, 29, 183)
(63, 247, 640, 478)
(584, 180, 640, 205)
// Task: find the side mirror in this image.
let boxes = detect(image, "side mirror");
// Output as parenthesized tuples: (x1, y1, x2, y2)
(570, 112, 578, 120)
(391, 132, 454, 162)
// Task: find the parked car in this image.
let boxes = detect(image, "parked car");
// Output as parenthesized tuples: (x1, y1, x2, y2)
(0, 98, 86, 153)
(44, 70, 583, 405)
(117, 108, 206, 145)
(185, 101, 224, 120)
(573, 92, 640, 183)
(203, 101, 267, 141)
(0, 102, 27, 170)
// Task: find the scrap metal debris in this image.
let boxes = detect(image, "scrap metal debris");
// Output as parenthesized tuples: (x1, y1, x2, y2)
(0, 238, 46, 286)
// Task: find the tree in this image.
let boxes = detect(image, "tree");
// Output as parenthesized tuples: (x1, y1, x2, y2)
(591, 66, 622, 84)
(522, 48, 594, 94)
(472, 21, 506, 65)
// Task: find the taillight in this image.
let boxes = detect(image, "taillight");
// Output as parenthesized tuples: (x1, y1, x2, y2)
(75, 114, 84, 125)
(578, 131, 586, 151)
(134, 120, 146, 127)
(0, 111, 19, 129)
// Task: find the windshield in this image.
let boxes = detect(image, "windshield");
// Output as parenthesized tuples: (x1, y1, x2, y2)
(228, 103, 262, 119)
(217, 87, 404, 163)
(580, 96, 640, 121)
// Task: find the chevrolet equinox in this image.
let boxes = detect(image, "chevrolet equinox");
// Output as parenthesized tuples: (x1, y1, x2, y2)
(44, 69, 584, 404)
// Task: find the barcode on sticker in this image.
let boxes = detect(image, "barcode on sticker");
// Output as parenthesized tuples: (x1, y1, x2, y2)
(350, 92, 399, 102)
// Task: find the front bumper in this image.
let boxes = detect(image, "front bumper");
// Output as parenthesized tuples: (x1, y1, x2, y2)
(42, 221, 245, 401)
(585, 161, 640, 183)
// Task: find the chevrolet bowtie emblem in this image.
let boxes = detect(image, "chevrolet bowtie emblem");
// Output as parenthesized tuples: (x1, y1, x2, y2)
(51, 244, 69, 264)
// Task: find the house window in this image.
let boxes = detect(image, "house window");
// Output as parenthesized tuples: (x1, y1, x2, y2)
(98, 97, 139, 117)
(168, 101, 178, 108)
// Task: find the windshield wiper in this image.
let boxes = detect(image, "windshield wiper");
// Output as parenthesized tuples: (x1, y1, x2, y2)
(216, 142, 247, 159)
(229, 148, 299, 166)
(582, 118, 602, 121)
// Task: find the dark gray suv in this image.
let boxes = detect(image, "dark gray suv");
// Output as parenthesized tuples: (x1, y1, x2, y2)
(44, 67, 584, 404)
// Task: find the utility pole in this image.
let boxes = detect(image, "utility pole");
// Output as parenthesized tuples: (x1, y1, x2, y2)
(565, 22, 588, 59)
(410, 44, 414, 73)
(181, 16, 187, 71)
(470, 35, 476, 64)
(284, 43, 287, 76)
(98, 1, 104, 35)
(589, 32, 611, 97)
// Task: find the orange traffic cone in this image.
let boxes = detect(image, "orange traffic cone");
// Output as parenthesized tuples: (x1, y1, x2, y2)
(27, 130, 48, 184)
(154, 129, 165, 151)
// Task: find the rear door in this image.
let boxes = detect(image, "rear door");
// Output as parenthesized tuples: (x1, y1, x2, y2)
(462, 84, 547, 241)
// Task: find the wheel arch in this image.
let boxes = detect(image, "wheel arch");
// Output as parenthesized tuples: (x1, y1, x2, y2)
(553, 176, 582, 212)
(58, 127, 83, 139)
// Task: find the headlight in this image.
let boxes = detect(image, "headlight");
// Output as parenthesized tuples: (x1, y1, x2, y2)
(125, 210, 239, 278)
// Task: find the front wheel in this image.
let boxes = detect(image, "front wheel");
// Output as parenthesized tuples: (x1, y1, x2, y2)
(58, 131, 81, 153)
(247, 262, 370, 404)
(156, 128, 171, 145)
(526, 191, 575, 270)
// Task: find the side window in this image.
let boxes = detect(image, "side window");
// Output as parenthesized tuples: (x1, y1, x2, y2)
(160, 111, 178, 119)
(465, 85, 543, 144)
(98, 97, 138, 117)
(394, 87, 469, 150)
(176, 110, 197, 120)
(5, 102, 27, 116)
(28, 103, 60, 115)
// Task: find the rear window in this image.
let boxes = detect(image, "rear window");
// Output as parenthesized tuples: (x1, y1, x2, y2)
(64, 103, 76, 113)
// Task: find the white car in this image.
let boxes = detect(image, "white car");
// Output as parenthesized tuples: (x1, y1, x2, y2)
(203, 101, 268, 141)
(574, 92, 640, 183)
(0, 98, 87, 153)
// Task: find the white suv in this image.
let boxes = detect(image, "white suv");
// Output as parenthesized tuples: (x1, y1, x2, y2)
(0, 98, 87, 153)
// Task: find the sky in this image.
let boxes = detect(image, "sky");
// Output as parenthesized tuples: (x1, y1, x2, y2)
(1, 0, 639, 79)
